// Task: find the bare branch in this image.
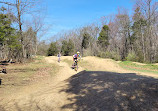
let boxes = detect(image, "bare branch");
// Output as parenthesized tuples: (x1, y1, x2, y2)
(0, 1, 16, 6)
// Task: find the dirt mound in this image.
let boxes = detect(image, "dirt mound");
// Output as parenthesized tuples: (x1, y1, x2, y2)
(83, 56, 124, 72)
(83, 56, 158, 78)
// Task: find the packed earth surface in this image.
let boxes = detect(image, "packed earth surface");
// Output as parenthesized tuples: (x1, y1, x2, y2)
(0, 56, 158, 111)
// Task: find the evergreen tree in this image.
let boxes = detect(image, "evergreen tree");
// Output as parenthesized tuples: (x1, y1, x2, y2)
(98, 25, 109, 50)
(131, 7, 147, 62)
(47, 42, 58, 56)
(132, 18, 147, 40)
(0, 13, 16, 43)
(0, 7, 19, 59)
(82, 32, 91, 49)
(132, 7, 147, 37)
(61, 39, 74, 56)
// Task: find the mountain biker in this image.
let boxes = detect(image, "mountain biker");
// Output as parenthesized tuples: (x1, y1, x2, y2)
(57, 52, 61, 63)
(73, 51, 81, 66)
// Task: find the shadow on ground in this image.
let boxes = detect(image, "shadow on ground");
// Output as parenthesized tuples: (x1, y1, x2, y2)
(61, 70, 158, 111)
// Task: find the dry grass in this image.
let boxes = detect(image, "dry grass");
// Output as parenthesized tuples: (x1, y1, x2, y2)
(0, 56, 60, 94)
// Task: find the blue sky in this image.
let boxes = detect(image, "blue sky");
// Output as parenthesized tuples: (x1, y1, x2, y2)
(42, 0, 134, 41)
(0, 0, 134, 41)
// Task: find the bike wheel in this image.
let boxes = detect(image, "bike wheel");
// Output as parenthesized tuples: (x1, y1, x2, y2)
(75, 65, 78, 71)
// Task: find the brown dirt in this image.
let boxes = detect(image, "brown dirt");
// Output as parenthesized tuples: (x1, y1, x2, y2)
(0, 56, 158, 111)
(83, 56, 158, 78)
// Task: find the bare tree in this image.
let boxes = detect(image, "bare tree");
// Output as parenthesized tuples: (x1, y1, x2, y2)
(134, 0, 158, 62)
(0, 0, 42, 62)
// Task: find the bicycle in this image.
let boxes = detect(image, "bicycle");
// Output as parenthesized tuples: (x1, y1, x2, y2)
(72, 59, 79, 71)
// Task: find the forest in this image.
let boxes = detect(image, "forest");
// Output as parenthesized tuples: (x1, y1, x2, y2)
(0, 0, 158, 63)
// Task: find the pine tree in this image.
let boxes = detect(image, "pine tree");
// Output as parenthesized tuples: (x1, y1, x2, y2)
(47, 42, 58, 56)
(98, 25, 109, 50)
(61, 39, 74, 56)
(0, 8, 19, 59)
(82, 32, 91, 49)
(131, 7, 147, 62)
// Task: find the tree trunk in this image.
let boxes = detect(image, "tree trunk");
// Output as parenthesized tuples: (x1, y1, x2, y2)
(17, 0, 25, 62)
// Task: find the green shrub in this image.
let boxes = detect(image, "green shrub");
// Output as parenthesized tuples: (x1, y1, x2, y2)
(96, 51, 120, 61)
(83, 48, 92, 57)
(101, 52, 106, 58)
(105, 51, 112, 58)
(97, 51, 105, 58)
(135, 51, 144, 63)
(110, 51, 121, 61)
(126, 52, 138, 62)
(97, 51, 102, 57)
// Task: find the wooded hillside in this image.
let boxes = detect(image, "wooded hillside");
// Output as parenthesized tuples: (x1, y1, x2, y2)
(48, 0, 158, 63)
(0, 0, 158, 63)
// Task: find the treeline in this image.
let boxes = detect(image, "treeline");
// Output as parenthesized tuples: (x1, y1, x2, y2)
(48, 0, 158, 63)
(0, 0, 44, 62)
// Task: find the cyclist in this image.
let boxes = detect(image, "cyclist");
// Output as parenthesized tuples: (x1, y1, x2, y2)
(72, 51, 81, 66)
(57, 52, 61, 63)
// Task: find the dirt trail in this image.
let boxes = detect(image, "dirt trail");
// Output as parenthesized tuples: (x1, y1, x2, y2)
(0, 56, 83, 111)
(0, 56, 158, 111)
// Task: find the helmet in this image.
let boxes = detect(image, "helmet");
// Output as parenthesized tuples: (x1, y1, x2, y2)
(77, 51, 80, 54)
